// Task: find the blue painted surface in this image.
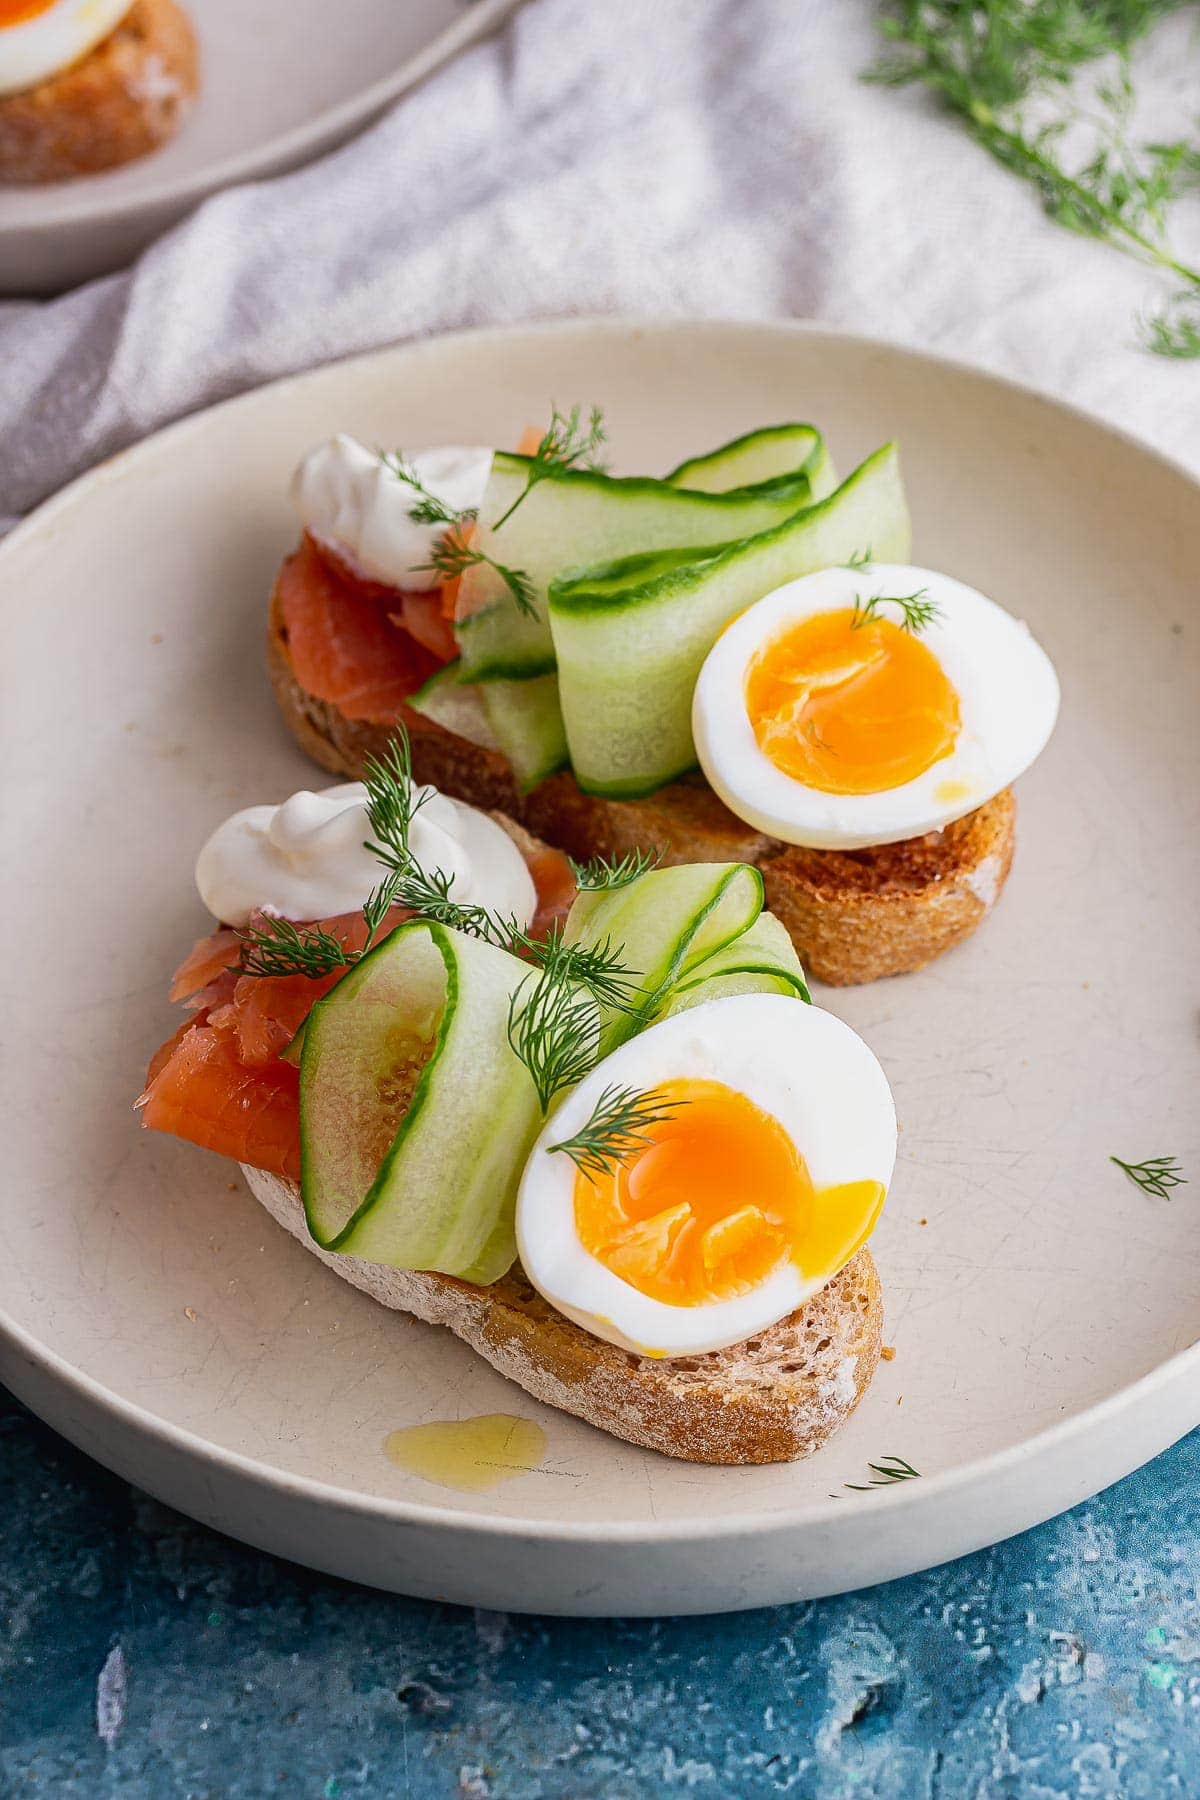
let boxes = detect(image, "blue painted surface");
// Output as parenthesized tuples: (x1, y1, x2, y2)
(3, 1386, 1198, 1797)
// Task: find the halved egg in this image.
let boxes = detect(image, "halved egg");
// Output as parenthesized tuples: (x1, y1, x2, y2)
(0, 0, 133, 96)
(516, 993, 895, 1359)
(693, 563, 1059, 850)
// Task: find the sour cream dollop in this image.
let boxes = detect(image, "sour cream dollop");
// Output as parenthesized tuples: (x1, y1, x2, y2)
(290, 435, 492, 592)
(195, 781, 536, 931)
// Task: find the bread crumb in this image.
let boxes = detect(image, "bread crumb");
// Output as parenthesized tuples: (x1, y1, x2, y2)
(919, 1218, 927, 1226)
(880, 1345, 896, 1361)
(184, 1306, 197, 1322)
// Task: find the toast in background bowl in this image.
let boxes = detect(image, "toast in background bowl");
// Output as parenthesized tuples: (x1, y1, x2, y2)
(0, 0, 197, 185)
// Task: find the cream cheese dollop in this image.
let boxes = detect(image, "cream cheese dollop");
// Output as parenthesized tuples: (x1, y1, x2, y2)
(195, 781, 536, 931)
(290, 435, 492, 592)
(0, 0, 134, 98)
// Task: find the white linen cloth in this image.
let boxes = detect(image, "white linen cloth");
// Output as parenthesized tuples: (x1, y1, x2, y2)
(2, 0, 1198, 530)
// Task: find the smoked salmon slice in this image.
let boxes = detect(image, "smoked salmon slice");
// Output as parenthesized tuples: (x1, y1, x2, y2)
(277, 536, 444, 722)
(138, 1023, 301, 1181)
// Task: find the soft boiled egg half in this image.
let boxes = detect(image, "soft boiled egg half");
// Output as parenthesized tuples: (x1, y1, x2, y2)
(0, 0, 132, 96)
(693, 563, 1059, 850)
(516, 993, 896, 1359)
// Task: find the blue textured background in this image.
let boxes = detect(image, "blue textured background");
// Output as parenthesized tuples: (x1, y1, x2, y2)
(3, 1388, 1198, 1797)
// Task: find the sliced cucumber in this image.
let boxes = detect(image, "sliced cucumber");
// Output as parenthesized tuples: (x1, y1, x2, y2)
(478, 673, 568, 790)
(548, 442, 910, 798)
(653, 911, 811, 1015)
(665, 422, 836, 502)
(564, 862, 764, 1052)
(299, 920, 543, 1283)
(455, 440, 833, 685)
(408, 662, 500, 752)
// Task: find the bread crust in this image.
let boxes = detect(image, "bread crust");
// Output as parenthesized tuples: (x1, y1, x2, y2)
(267, 568, 1015, 985)
(0, 0, 198, 184)
(245, 1166, 883, 1466)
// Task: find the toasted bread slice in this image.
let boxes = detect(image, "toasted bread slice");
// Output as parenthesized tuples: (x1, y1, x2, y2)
(267, 572, 1015, 984)
(245, 1166, 882, 1466)
(0, 0, 198, 185)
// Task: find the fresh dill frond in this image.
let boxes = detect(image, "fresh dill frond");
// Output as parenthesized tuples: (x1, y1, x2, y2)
(490, 403, 608, 530)
(1142, 298, 1200, 358)
(842, 1455, 922, 1493)
(525, 921, 641, 1013)
(851, 588, 942, 634)
(507, 965, 601, 1112)
(417, 524, 536, 618)
(239, 915, 356, 980)
(869, 0, 1200, 358)
(379, 451, 468, 528)
(361, 734, 430, 865)
(568, 848, 663, 892)
(1111, 1153, 1187, 1200)
(844, 547, 874, 569)
(548, 1083, 686, 1179)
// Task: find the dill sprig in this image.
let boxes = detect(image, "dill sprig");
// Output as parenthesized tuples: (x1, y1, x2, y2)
(239, 915, 357, 980)
(417, 525, 536, 619)
(568, 848, 663, 892)
(842, 1455, 922, 1493)
(491, 403, 608, 531)
(843, 547, 874, 569)
(549, 1083, 686, 1179)
(1111, 1153, 1187, 1200)
(869, 0, 1200, 356)
(507, 964, 601, 1112)
(851, 588, 942, 634)
(379, 452, 535, 617)
(379, 451, 464, 527)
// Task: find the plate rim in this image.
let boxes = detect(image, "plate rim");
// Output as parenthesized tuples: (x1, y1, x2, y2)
(0, 0, 522, 236)
(4, 313, 1199, 1555)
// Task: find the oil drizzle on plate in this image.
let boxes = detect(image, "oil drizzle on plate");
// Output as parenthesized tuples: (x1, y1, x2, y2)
(383, 1414, 547, 1494)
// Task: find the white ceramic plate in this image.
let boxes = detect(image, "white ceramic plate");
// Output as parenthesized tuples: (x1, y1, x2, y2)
(0, 0, 519, 294)
(2, 320, 1198, 1617)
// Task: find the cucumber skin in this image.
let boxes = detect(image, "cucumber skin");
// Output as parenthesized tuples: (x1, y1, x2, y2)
(300, 921, 544, 1284)
(456, 440, 832, 686)
(549, 443, 911, 798)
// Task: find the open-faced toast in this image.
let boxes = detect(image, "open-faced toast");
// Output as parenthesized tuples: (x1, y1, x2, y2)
(246, 1166, 883, 1466)
(267, 572, 1016, 985)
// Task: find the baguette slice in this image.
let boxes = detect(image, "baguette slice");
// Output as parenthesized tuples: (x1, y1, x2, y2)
(245, 1166, 883, 1467)
(267, 571, 1015, 984)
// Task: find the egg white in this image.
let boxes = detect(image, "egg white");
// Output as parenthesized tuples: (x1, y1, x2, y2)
(515, 993, 896, 1359)
(0, 0, 133, 97)
(692, 563, 1060, 851)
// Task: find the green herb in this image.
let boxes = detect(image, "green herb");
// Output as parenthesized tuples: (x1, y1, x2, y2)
(416, 525, 536, 619)
(507, 964, 601, 1112)
(844, 547, 874, 569)
(851, 587, 942, 634)
(239, 915, 357, 980)
(1111, 1153, 1187, 1199)
(842, 1454, 922, 1493)
(870, 1, 1200, 356)
(531, 921, 641, 1013)
(379, 452, 464, 528)
(491, 404, 607, 531)
(549, 1083, 686, 1179)
(568, 848, 663, 892)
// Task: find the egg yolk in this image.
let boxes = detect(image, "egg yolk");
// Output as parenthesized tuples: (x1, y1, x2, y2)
(573, 1077, 885, 1307)
(0, 0, 58, 26)
(744, 606, 961, 796)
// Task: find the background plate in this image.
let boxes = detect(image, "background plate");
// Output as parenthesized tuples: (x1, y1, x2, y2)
(0, 0, 519, 294)
(2, 319, 1198, 1616)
